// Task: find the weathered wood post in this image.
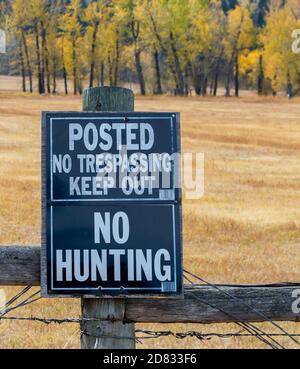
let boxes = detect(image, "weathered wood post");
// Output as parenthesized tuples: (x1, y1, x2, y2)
(81, 86, 136, 350)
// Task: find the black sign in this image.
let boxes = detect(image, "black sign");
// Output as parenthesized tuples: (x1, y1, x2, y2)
(42, 112, 182, 297)
(44, 112, 180, 202)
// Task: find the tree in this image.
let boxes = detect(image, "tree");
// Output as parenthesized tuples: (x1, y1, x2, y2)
(261, 1, 300, 96)
(85, 1, 102, 88)
(30, 0, 53, 94)
(142, 0, 165, 94)
(223, 4, 255, 96)
(10, 0, 34, 92)
(251, 0, 269, 26)
(146, 0, 191, 95)
(186, 0, 225, 96)
(61, 0, 85, 95)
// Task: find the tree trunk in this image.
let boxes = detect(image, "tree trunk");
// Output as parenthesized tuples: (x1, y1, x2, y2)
(227, 14, 244, 97)
(78, 82, 83, 95)
(153, 51, 162, 94)
(202, 76, 208, 96)
(108, 56, 114, 87)
(113, 37, 120, 87)
(41, 25, 47, 94)
(72, 37, 77, 95)
(257, 55, 264, 95)
(149, 13, 177, 94)
(63, 65, 68, 95)
(52, 57, 57, 94)
(169, 32, 185, 96)
(44, 34, 51, 94)
(61, 43, 68, 95)
(135, 49, 146, 95)
(194, 73, 202, 96)
(184, 63, 190, 96)
(89, 63, 95, 89)
(130, 20, 146, 95)
(287, 82, 293, 99)
(89, 22, 99, 88)
(46, 58, 51, 93)
(287, 72, 293, 99)
(100, 62, 105, 86)
(213, 67, 219, 97)
(35, 25, 44, 94)
(210, 77, 214, 96)
(234, 54, 239, 97)
(22, 31, 33, 93)
(19, 41, 26, 93)
(225, 61, 233, 97)
(190, 58, 204, 96)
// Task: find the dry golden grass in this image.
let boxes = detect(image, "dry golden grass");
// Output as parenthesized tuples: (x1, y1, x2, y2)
(0, 86, 300, 348)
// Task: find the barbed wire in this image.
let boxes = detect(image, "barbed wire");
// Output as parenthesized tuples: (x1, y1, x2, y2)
(1, 315, 300, 343)
(183, 274, 285, 349)
(0, 286, 41, 318)
(183, 270, 300, 349)
(0, 270, 299, 349)
(184, 269, 300, 348)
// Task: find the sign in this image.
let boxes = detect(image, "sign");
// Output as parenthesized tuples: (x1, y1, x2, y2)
(44, 112, 180, 202)
(42, 112, 182, 297)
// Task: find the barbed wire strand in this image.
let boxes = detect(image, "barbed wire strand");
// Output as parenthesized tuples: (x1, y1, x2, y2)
(184, 273, 289, 350)
(183, 275, 284, 349)
(0, 280, 299, 348)
(2, 279, 286, 348)
(0, 316, 122, 324)
(0, 285, 33, 315)
(135, 330, 300, 340)
(0, 290, 282, 349)
(183, 273, 284, 349)
(0, 289, 41, 323)
(184, 269, 300, 346)
(1, 290, 41, 318)
(0, 315, 299, 342)
(0, 284, 285, 349)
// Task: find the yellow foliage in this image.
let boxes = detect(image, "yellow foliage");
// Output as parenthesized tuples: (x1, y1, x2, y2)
(239, 50, 261, 82)
(224, 5, 255, 61)
(261, 4, 300, 92)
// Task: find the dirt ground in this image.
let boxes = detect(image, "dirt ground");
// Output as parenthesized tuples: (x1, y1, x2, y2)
(0, 88, 299, 348)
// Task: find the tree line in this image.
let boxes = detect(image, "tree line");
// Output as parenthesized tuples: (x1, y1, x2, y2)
(1, 0, 300, 97)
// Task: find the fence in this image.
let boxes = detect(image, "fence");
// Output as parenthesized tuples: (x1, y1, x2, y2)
(0, 246, 300, 349)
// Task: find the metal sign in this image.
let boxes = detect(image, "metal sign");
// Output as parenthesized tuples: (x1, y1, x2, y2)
(44, 112, 180, 202)
(42, 112, 182, 297)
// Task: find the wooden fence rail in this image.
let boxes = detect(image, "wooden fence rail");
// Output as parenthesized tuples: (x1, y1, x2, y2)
(0, 246, 299, 324)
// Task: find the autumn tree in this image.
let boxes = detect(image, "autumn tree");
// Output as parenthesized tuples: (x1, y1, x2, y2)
(5, 0, 300, 97)
(185, 0, 226, 96)
(261, 0, 300, 96)
(85, 1, 102, 88)
(120, 0, 147, 95)
(224, 3, 255, 96)
(61, 0, 84, 95)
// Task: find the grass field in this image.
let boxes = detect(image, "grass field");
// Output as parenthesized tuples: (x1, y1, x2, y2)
(0, 86, 300, 348)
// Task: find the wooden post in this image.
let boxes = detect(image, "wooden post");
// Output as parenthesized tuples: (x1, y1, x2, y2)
(80, 86, 136, 350)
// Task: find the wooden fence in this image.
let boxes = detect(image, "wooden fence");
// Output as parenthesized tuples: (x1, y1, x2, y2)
(0, 246, 299, 348)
